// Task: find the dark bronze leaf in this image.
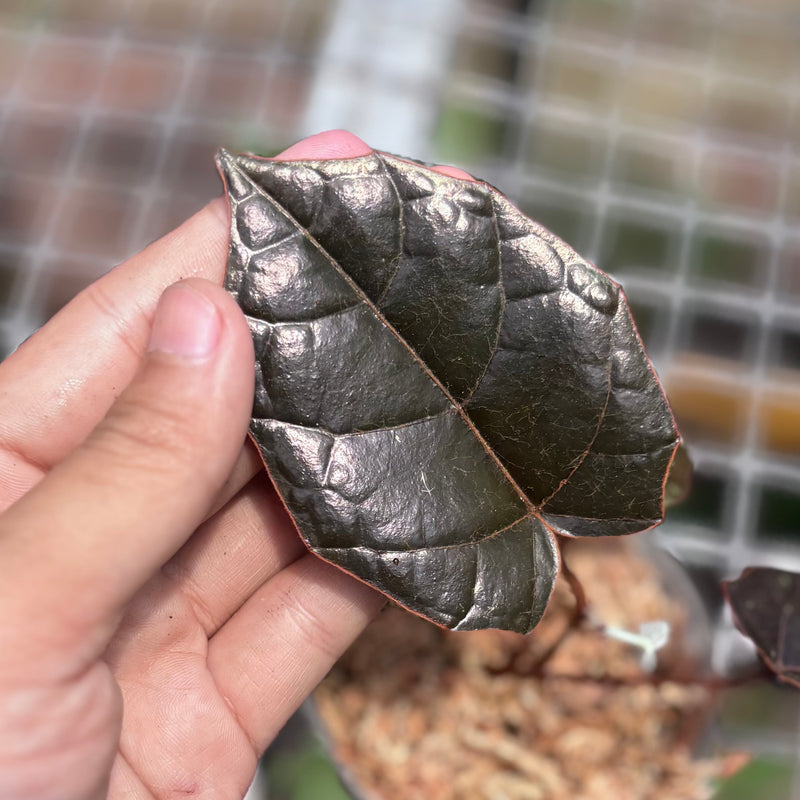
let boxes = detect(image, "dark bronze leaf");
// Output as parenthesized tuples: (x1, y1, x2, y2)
(216, 148, 680, 634)
(723, 567, 800, 688)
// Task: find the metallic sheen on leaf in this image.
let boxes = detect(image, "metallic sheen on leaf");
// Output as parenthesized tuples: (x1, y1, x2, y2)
(217, 148, 680, 634)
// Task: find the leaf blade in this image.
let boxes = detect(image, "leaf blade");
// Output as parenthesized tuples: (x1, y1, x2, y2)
(723, 567, 800, 688)
(218, 148, 679, 632)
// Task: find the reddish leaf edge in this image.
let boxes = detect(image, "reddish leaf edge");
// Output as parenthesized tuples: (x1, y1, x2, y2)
(722, 568, 800, 690)
(216, 144, 682, 632)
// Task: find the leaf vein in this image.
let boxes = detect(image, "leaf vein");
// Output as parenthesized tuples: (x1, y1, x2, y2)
(538, 355, 613, 509)
(460, 193, 507, 406)
(243, 300, 362, 328)
(316, 512, 533, 556)
(251, 409, 456, 437)
(374, 154, 405, 307)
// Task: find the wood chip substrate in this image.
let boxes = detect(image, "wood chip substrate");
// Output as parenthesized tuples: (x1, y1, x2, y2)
(314, 539, 730, 800)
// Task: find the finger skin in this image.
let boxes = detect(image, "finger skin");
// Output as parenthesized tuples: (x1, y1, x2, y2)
(161, 474, 307, 637)
(207, 554, 384, 753)
(0, 198, 230, 491)
(277, 129, 372, 160)
(0, 279, 254, 679)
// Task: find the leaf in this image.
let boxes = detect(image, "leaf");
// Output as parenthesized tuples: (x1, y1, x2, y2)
(216, 148, 680, 634)
(664, 442, 692, 510)
(723, 567, 800, 688)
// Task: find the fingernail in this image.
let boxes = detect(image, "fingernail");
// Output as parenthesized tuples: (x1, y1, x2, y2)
(148, 284, 222, 359)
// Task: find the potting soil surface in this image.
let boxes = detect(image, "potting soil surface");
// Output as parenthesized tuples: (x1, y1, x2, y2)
(315, 539, 736, 800)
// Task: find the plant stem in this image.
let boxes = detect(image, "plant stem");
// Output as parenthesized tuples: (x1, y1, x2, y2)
(559, 541, 589, 623)
(528, 541, 592, 669)
(491, 541, 593, 677)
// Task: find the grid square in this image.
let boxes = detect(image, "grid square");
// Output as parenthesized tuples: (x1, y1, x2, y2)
(54, 184, 138, 260)
(185, 52, 265, 118)
(524, 117, 603, 183)
(665, 360, 751, 449)
(755, 481, 800, 545)
(0, 255, 18, 310)
(633, 0, 713, 56)
(281, 0, 334, 59)
(778, 240, 800, 297)
(611, 134, 692, 200)
(1, 109, 78, 176)
(43, 0, 127, 36)
(782, 163, 800, 223)
(0, 29, 24, 94)
(452, 33, 520, 84)
(599, 214, 678, 275)
(683, 310, 757, 362)
(0, 176, 52, 246)
(551, 0, 637, 43)
(19, 36, 104, 106)
(79, 122, 160, 184)
(705, 81, 789, 146)
(0, 0, 44, 28)
(202, 0, 286, 50)
(126, 0, 210, 43)
(699, 150, 780, 215)
(619, 64, 704, 131)
(667, 469, 728, 532)
(99, 44, 184, 115)
(772, 327, 800, 371)
(538, 47, 617, 114)
(435, 100, 510, 163)
(713, 15, 800, 84)
(757, 383, 800, 461)
(162, 123, 232, 200)
(689, 228, 767, 290)
(248, 61, 313, 132)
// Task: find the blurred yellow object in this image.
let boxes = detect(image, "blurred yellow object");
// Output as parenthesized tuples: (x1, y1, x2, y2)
(665, 355, 800, 456)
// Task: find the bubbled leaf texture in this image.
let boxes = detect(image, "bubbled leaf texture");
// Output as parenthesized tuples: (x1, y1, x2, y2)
(217, 148, 680, 634)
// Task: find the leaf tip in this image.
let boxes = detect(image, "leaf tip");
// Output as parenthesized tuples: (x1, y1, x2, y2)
(214, 147, 236, 175)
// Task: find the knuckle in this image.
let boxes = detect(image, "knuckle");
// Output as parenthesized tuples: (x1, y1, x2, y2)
(284, 586, 340, 663)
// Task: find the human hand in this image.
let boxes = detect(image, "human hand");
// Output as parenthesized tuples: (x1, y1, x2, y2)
(0, 131, 412, 800)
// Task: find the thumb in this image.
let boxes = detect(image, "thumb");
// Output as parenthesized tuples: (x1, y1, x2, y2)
(0, 279, 254, 674)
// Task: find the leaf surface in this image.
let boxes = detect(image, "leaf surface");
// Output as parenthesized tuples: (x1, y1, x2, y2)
(723, 567, 800, 688)
(217, 149, 679, 633)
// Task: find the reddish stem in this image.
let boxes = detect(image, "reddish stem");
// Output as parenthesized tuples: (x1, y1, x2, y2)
(492, 541, 593, 677)
(559, 540, 589, 622)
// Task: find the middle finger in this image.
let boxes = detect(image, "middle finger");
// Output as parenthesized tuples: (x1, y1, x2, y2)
(161, 471, 307, 636)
